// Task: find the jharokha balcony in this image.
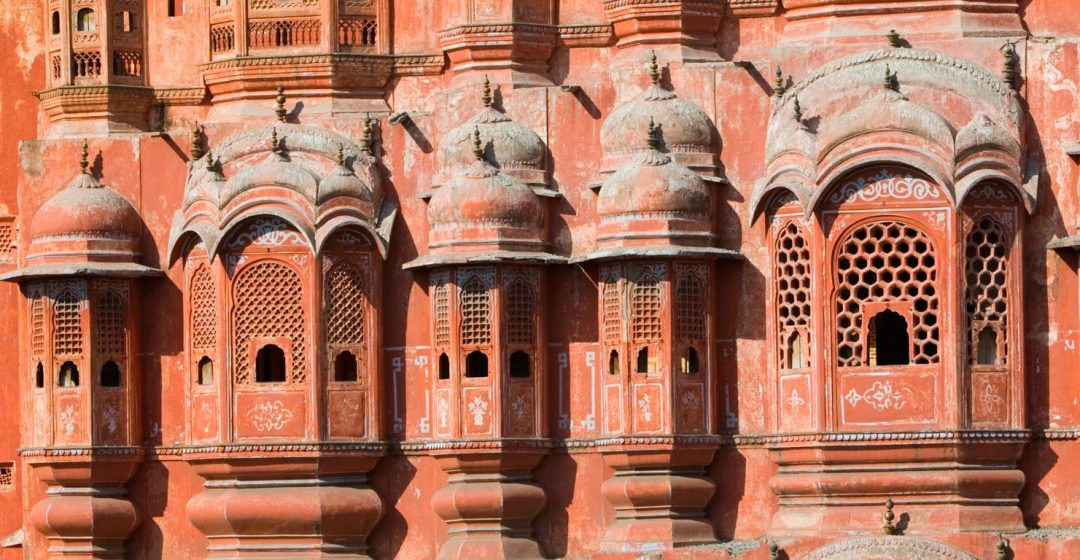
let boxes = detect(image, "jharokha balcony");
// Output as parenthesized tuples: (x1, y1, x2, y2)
(202, 0, 394, 114)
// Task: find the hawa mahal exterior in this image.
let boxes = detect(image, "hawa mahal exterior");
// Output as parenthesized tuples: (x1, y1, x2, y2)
(1, 0, 1080, 558)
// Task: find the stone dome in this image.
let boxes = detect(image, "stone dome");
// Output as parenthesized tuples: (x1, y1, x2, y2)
(598, 119, 710, 220)
(317, 145, 375, 205)
(436, 77, 546, 187)
(30, 166, 140, 243)
(600, 55, 714, 166)
(956, 112, 1020, 158)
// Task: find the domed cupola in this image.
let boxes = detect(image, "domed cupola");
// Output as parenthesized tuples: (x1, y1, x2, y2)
(431, 77, 552, 197)
(318, 122, 378, 206)
(595, 52, 720, 189)
(6, 141, 158, 279)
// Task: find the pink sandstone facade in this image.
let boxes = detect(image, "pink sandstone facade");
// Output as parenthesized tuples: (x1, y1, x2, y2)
(2, 0, 1080, 558)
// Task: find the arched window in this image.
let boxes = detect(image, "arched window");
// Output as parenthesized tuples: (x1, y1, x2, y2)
(232, 260, 306, 384)
(465, 351, 488, 378)
(438, 353, 450, 380)
(636, 347, 650, 374)
(334, 351, 358, 382)
(776, 222, 811, 370)
(867, 310, 910, 366)
(119, 11, 134, 33)
(255, 344, 286, 383)
(509, 350, 531, 378)
(966, 216, 1009, 366)
(681, 347, 700, 374)
(100, 361, 121, 387)
(786, 331, 806, 369)
(608, 350, 619, 376)
(505, 275, 536, 345)
(51, 12, 60, 34)
(976, 326, 999, 365)
(35, 362, 44, 389)
(59, 361, 80, 387)
(76, 8, 97, 32)
(167, 0, 178, 17)
(197, 356, 214, 385)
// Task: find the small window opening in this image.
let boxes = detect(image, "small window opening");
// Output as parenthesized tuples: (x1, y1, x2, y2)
(59, 361, 80, 387)
(608, 350, 620, 376)
(977, 327, 999, 366)
(119, 11, 134, 32)
(509, 351, 531, 378)
(167, 0, 177, 17)
(438, 353, 450, 380)
(681, 347, 700, 374)
(786, 331, 806, 369)
(51, 12, 60, 34)
(75, 8, 97, 32)
(255, 344, 286, 383)
(334, 351, 358, 382)
(216, 0, 230, 6)
(100, 361, 121, 387)
(197, 356, 214, 386)
(636, 347, 650, 374)
(465, 351, 488, 378)
(35, 362, 44, 388)
(868, 310, 909, 366)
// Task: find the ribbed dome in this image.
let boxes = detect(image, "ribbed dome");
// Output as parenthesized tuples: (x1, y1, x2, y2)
(317, 145, 375, 205)
(429, 153, 542, 229)
(599, 124, 710, 220)
(956, 113, 1020, 158)
(30, 168, 140, 242)
(438, 77, 545, 177)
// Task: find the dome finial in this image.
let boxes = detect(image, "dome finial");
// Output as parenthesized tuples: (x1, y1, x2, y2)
(481, 75, 493, 108)
(471, 126, 484, 162)
(79, 139, 90, 175)
(336, 143, 346, 167)
(275, 85, 288, 123)
(360, 116, 374, 155)
(646, 117, 661, 150)
(774, 65, 786, 97)
(205, 150, 217, 173)
(191, 121, 204, 160)
(648, 50, 661, 85)
(887, 29, 902, 48)
(793, 96, 803, 123)
(884, 64, 897, 91)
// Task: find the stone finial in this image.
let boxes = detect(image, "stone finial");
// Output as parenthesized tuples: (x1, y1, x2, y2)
(191, 121, 204, 160)
(768, 540, 780, 560)
(884, 64, 897, 91)
(205, 150, 216, 173)
(887, 29, 902, 48)
(882, 498, 897, 535)
(79, 139, 90, 174)
(275, 85, 288, 122)
(270, 128, 281, 155)
(996, 534, 1009, 560)
(648, 50, 661, 85)
(471, 126, 484, 161)
(774, 66, 786, 97)
(1001, 42, 1018, 90)
(481, 75, 493, 108)
(336, 144, 346, 167)
(793, 96, 802, 123)
(646, 117, 661, 150)
(360, 117, 374, 155)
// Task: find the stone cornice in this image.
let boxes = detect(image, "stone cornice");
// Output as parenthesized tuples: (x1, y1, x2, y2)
(556, 24, 616, 47)
(19, 446, 145, 458)
(438, 23, 560, 41)
(391, 54, 446, 76)
(201, 53, 396, 74)
(728, 0, 779, 17)
(152, 86, 208, 106)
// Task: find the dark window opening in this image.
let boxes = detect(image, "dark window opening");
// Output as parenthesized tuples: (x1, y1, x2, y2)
(255, 344, 286, 383)
(35, 362, 44, 388)
(786, 331, 806, 369)
(334, 351, 358, 382)
(465, 351, 488, 378)
(438, 353, 450, 380)
(608, 350, 619, 376)
(119, 11, 134, 32)
(167, 0, 177, 17)
(509, 351, 531, 378)
(100, 361, 121, 387)
(977, 327, 999, 366)
(75, 8, 96, 32)
(197, 356, 214, 386)
(868, 310, 909, 366)
(681, 347, 700, 374)
(636, 347, 650, 374)
(51, 12, 60, 34)
(59, 361, 80, 388)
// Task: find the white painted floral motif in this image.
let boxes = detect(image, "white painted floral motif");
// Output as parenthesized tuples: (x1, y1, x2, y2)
(226, 217, 305, 249)
(638, 393, 653, 423)
(199, 402, 213, 434)
(246, 400, 293, 431)
(511, 394, 529, 420)
(468, 396, 489, 426)
(786, 389, 806, 409)
(922, 211, 947, 229)
(60, 405, 76, 435)
(849, 380, 911, 411)
(828, 169, 941, 205)
(981, 383, 1003, 414)
(102, 404, 120, 434)
(438, 396, 449, 429)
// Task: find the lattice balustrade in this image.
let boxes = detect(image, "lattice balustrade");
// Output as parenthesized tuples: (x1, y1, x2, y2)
(94, 288, 125, 357)
(675, 266, 707, 342)
(249, 0, 319, 9)
(966, 217, 1009, 365)
(631, 266, 664, 344)
(51, 54, 62, 81)
(339, 17, 377, 48)
(210, 24, 236, 55)
(326, 263, 366, 347)
(53, 287, 83, 357)
(835, 221, 939, 367)
(459, 273, 492, 347)
(31, 292, 45, 358)
(232, 261, 306, 384)
(505, 272, 536, 346)
(112, 50, 142, 77)
(434, 281, 451, 349)
(190, 266, 217, 352)
(776, 223, 811, 369)
(71, 50, 102, 81)
(248, 19, 321, 48)
(602, 265, 623, 346)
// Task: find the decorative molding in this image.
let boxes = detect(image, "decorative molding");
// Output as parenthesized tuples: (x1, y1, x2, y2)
(152, 86, 208, 106)
(392, 54, 445, 76)
(556, 24, 615, 48)
(729, 0, 779, 17)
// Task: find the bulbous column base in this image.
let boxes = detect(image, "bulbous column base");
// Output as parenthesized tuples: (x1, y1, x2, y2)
(184, 444, 386, 559)
(597, 437, 720, 553)
(23, 447, 144, 560)
(428, 439, 551, 560)
(767, 431, 1029, 536)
